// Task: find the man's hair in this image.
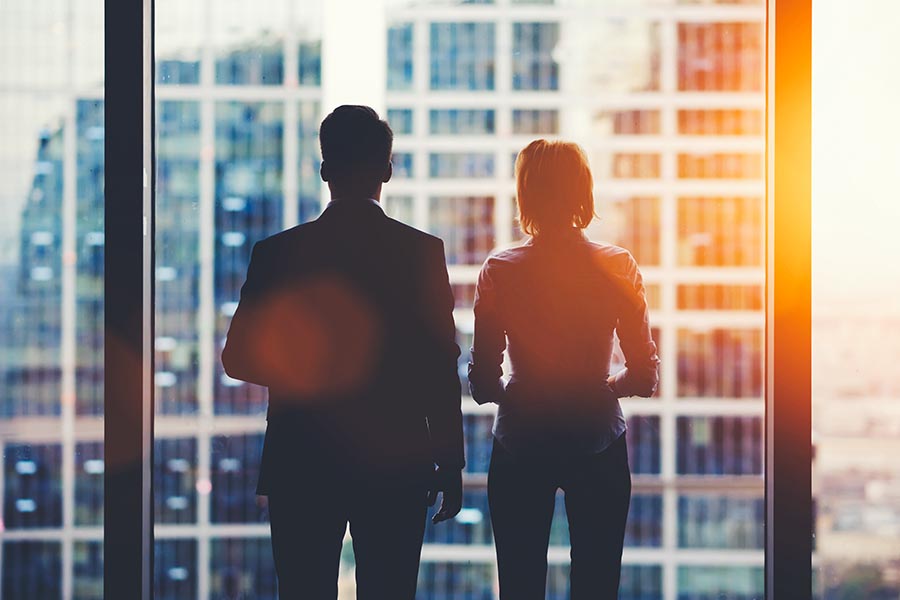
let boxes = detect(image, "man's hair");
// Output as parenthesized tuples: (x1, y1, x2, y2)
(515, 139, 596, 237)
(319, 105, 393, 186)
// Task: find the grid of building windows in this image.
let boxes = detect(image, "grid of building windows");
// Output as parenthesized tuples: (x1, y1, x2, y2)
(384, 1, 764, 597)
(0, 0, 765, 598)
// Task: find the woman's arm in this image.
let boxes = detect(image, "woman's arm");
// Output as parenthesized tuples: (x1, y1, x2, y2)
(608, 251, 660, 398)
(468, 258, 507, 405)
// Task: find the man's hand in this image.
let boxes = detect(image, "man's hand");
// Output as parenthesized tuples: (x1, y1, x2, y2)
(426, 466, 463, 524)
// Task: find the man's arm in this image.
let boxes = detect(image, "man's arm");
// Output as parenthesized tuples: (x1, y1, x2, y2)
(418, 238, 465, 524)
(420, 238, 466, 471)
(221, 241, 270, 386)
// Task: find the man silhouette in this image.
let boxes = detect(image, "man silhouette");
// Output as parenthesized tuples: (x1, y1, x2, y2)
(222, 105, 465, 599)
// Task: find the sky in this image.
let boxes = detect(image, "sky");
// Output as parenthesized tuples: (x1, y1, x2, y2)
(812, 0, 900, 312)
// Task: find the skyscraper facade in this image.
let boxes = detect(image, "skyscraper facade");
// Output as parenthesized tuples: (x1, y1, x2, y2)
(0, 0, 765, 598)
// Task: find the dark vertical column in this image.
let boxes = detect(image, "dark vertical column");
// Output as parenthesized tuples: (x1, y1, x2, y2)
(767, 0, 812, 598)
(104, 0, 154, 598)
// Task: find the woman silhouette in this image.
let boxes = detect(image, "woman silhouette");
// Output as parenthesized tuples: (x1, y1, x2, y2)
(468, 139, 659, 599)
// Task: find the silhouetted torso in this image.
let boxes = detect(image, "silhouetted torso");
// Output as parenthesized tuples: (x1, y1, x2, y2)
(471, 228, 658, 599)
(468, 229, 659, 456)
(222, 198, 464, 492)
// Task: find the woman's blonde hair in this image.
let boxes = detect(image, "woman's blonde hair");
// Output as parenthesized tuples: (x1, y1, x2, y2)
(515, 139, 596, 237)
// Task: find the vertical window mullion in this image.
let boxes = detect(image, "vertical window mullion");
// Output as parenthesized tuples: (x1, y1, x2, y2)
(767, 0, 812, 598)
(103, 0, 155, 598)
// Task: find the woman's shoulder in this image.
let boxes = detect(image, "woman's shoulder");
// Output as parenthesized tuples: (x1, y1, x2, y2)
(586, 240, 634, 261)
(583, 241, 641, 278)
(474, 245, 534, 288)
(483, 244, 532, 268)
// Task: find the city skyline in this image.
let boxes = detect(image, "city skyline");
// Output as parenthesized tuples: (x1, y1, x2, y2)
(3, 0, 897, 598)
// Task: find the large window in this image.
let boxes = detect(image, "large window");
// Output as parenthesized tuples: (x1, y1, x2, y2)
(0, 0, 105, 596)
(812, 2, 900, 598)
(0, 0, 816, 598)
(153, 0, 324, 594)
(151, 0, 766, 597)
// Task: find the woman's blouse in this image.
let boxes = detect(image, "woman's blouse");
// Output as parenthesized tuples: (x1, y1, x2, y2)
(467, 229, 659, 456)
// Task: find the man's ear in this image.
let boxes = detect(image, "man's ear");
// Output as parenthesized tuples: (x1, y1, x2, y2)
(320, 161, 329, 182)
(382, 161, 393, 184)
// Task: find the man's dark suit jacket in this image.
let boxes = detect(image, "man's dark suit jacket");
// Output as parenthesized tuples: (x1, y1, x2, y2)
(221, 199, 465, 495)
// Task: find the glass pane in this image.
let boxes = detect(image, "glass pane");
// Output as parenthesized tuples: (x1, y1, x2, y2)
(813, 2, 900, 598)
(430, 23, 496, 90)
(0, 0, 104, 596)
(154, 0, 765, 598)
(400, 2, 763, 595)
(154, 0, 323, 596)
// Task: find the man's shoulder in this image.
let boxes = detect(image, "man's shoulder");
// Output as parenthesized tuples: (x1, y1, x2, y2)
(252, 221, 317, 253)
(382, 216, 443, 249)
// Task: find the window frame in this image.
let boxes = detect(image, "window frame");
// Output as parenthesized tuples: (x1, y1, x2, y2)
(103, 0, 155, 598)
(766, 0, 812, 598)
(102, 1, 812, 598)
